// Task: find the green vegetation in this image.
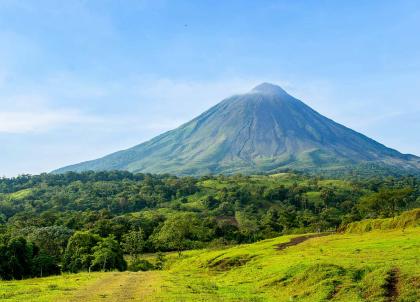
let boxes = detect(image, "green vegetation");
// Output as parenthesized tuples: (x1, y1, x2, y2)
(0, 171, 419, 280)
(159, 227, 420, 301)
(0, 271, 161, 301)
(1, 225, 418, 301)
(343, 208, 420, 233)
(0, 235, 58, 280)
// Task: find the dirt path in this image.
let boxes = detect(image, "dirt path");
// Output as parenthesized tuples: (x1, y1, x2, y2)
(384, 268, 400, 302)
(275, 233, 329, 251)
(63, 271, 160, 302)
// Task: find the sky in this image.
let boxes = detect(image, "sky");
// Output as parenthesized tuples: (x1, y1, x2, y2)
(0, 0, 419, 176)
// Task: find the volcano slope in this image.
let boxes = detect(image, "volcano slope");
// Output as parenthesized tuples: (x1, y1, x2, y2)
(55, 83, 420, 176)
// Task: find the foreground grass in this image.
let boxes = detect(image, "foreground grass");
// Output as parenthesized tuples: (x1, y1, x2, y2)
(159, 228, 419, 301)
(0, 272, 104, 301)
(0, 271, 162, 302)
(1, 228, 419, 301)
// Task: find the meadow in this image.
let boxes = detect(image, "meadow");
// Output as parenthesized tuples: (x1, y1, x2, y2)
(1, 219, 419, 302)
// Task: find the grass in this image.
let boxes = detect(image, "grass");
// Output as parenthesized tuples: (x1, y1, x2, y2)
(0, 272, 162, 302)
(344, 209, 420, 233)
(1, 223, 419, 301)
(317, 179, 351, 188)
(0, 272, 104, 301)
(7, 189, 32, 200)
(160, 228, 419, 301)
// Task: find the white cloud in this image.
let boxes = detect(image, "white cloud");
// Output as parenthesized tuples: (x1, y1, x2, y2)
(0, 75, 327, 137)
(0, 109, 97, 133)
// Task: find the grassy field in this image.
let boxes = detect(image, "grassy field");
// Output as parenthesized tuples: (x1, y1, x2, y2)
(1, 226, 419, 301)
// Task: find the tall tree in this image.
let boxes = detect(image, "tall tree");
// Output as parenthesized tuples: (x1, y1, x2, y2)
(91, 236, 126, 271)
(153, 214, 193, 255)
(62, 231, 101, 273)
(122, 229, 145, 261)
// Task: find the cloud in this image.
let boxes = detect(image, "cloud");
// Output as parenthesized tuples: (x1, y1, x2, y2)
(0, 74, 332, 138)
(0, 81, 104, 134)
(0, 109, 97, 133)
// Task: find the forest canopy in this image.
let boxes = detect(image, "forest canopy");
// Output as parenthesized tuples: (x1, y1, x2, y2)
(0, 171, 419, 279)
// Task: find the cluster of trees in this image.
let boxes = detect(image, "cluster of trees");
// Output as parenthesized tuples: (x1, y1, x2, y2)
(0, 234, 59, 280)
(63, 232, 126, 272)
(0, 227, 160, 280)
(0, 171, 418, 279)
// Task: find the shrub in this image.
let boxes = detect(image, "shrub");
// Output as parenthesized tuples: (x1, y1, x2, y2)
(128, 259, 154, 272)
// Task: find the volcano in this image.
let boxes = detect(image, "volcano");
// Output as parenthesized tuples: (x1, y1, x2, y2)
(55, 83, 420, 175)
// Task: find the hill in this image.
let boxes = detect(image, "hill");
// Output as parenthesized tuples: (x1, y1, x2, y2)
(1, 223, 419, 301)
(1, 172, 419, 254)
(54, 83, 420, 176)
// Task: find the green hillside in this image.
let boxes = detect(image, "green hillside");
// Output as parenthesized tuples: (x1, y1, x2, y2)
(1, 222, 419, 301)
(1, 172, 419, 301)
(54, 83, 420, 176)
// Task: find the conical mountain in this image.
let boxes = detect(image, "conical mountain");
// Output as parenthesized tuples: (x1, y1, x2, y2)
(55, 83, 420, 175)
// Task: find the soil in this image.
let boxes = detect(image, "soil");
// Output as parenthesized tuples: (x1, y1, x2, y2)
(275, 233, 330, 251)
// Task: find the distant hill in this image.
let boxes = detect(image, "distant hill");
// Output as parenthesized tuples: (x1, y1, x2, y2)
(54, 83, 420, 175)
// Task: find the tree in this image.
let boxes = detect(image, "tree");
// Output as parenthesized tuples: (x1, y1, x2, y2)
(320, 188, 337, 208)
(32, 251, 59, 277)
(122, 229, 145, 261)
(263, 185, 288, 201)
(296, 209, 317, 229)
(91, 235, 126, 271)
(153, 214, 193, 255)
(319, 207, 341, 231)
(261, 207, 281, 234)
(277, 205, 297, 232)
(235, 211, 259, 242)
(62, 231, 101, 273)
(0, 236, 34, 280)
(7, 237, 35, 279)
(358, 188, 413, 217)
(27, 226, 73, 260)
(202, 195, 219, 210)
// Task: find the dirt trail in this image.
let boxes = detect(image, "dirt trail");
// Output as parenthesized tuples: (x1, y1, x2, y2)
(63, 271, 160, 302)
(384, 268, 400, 302)
(275, 233, 330, 251)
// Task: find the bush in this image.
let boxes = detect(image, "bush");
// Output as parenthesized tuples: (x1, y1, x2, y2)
(128, 259, 154, 271)
(155, 252, 166, 270)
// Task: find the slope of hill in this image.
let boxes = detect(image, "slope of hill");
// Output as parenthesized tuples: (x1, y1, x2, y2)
(54, 83, 420, 176)
(2, 223, 419, 301)
(2, 171, 418, 254)
(343, 208, 420, 233)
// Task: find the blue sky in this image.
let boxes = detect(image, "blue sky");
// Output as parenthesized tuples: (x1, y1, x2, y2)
(0, 0, 419, 176)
